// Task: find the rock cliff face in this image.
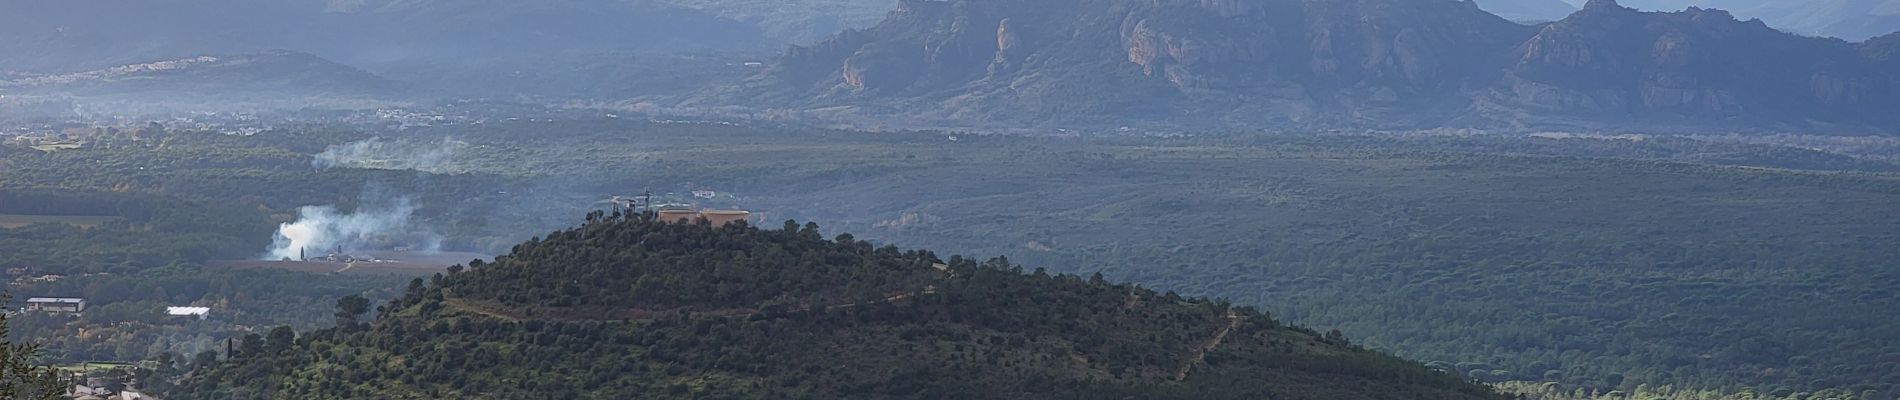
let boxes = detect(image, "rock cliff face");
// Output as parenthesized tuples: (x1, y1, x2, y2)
(751, 0, 1536, 128)
(734, 0, 1900, 132)
(1491, 0, 1896, 128)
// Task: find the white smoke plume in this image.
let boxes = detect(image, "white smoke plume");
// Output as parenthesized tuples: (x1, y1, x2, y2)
(263, 198, 441, 260)
(313, 137, 471, 173)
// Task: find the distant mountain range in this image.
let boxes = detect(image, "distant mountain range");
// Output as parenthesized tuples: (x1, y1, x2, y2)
(703, 0, 1900, 133)
(0, 51, 392, 97)
(1587, 0, 1900, 41)
(0, 0, 775, 95)
(2, 0, 1894, 133)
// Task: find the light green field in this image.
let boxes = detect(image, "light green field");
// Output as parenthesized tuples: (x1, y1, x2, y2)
(0, 214, 120, 228)
(28, 143, 82, 153)
(53, 362, 139, 372)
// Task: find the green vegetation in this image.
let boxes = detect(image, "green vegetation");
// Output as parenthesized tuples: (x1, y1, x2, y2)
(27, 143, 81, 153)
(0, 190, 410, 369)
(7, 266, 407, 364)
(4, 119, 1898, 397)
(0, 296, 65, 400)
(53, 362, 139, 373)
(172, 215, 1506, 400)
(0, 189, 273, 275)
(0, 214, 120, 229)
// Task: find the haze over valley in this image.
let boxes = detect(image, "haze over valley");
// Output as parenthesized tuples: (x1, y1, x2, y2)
(0, 1, 1896, 400)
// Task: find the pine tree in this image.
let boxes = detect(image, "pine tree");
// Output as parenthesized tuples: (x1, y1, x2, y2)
(0, 295, 65, 400)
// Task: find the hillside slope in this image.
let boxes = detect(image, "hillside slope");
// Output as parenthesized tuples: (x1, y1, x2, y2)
(657, 0, 896, 43)
(171, 214, 1506, 399)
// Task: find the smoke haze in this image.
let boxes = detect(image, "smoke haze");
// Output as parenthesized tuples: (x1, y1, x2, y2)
(263, 197, 441, 260)
(313, 138, 471, 174)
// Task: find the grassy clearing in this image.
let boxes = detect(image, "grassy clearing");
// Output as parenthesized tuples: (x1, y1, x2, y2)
(29, 143, 82, 153)
(53, 362, 140, 372)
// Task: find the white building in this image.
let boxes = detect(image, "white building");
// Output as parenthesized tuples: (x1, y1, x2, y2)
(166, 306, 211, 320)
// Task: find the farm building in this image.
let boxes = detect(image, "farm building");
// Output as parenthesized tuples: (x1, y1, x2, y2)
(166, 306, 211, 320)
(25, 297, 84, 313)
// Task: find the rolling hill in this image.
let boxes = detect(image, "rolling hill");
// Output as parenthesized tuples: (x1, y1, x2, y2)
(169, 214, 1508, 399)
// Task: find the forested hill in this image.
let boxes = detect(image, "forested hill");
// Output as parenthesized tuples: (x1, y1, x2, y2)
(172, 212, 1506, 399)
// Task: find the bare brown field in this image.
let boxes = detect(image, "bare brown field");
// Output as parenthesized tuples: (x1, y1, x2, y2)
(0, 214, 121, 228)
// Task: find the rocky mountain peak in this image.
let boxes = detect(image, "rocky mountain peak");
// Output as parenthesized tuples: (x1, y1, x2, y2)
(1582, 0, 1623, 11)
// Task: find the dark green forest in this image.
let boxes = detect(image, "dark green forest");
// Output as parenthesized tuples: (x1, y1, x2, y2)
(173, 215, 1507, 400)
(0, 188, 408, 365)
(0, 189, 273, 274)
(4, 119, 1898, 397)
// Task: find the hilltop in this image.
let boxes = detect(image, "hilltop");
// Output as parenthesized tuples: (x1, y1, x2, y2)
(171, 213, 1506, 399)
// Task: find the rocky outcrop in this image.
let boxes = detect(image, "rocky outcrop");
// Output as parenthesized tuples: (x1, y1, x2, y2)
(1495, 0, 1897, 127)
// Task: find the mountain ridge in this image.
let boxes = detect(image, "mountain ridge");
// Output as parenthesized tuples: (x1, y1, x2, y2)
(704, 0, 1900, 133)
(1603, 0, 1900, 41)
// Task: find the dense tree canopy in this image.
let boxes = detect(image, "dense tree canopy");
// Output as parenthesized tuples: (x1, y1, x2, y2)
(173, 215, 1507, 400)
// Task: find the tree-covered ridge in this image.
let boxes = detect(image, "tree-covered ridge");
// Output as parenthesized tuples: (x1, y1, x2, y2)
(452, 217, 940, 312)
(172, 214, 1507, 399)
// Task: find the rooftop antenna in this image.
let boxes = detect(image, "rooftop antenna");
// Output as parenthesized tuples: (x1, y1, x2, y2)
(641, 189, 653, 218)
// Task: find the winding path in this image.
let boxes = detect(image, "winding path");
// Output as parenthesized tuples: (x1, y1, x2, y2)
(1175, 310, 1242, 381)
